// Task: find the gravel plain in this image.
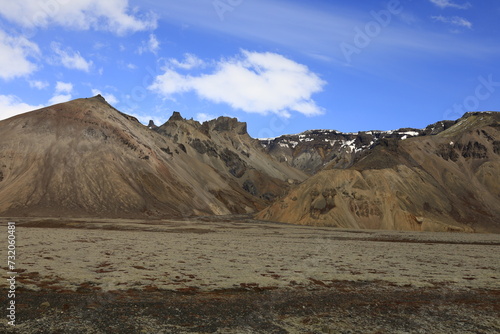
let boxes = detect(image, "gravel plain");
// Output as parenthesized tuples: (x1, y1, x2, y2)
(1, 215, 499, 333)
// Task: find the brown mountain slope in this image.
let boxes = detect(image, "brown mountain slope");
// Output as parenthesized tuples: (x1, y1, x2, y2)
(0, 95, 306, 218)
(154, 111, 306, 202)
(257, 112, 500, 232)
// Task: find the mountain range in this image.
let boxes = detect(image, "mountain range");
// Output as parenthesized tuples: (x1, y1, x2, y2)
(0, 95, 305, 218)
(258, 112, 500, 232)
(0, 95, 498, 232)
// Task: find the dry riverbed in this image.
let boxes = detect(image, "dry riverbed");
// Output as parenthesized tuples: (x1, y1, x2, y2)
(1, 215, 499, 333)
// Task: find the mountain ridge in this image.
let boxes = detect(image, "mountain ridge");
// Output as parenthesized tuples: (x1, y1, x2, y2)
(257, 112, 500, 232)
(259, 118, 460, 174)
(0, 95, 305, 218)
(0, 96, 498, 232)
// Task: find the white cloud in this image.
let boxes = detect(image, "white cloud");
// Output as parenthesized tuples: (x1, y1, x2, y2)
(29, 80, 49, 89)
(48, 81, 73, 105)
(0, 0, 157, 35)
(0, 95, 44, 120)
(149, 50, 326, 117)
(48, 94, 72, 105)
(432, 15, 472, 29)
(91, 89, 119, 105)
(429, 0, 471, 9)
(55, 81, 73, 94)
(137, 34, 160, 55)
(0, 29, 39, 80)
(51, 42, 93, 72)
(169, 53, 205, 70)
(127, 63, 137, 70)
(195, 113, 217, 122)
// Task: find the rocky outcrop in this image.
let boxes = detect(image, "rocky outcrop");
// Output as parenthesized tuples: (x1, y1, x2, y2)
(153, 111, 306, 203)
(147, 120, 158, 130)
(201, 116, 248, 135)
(168, 111, 184, 122)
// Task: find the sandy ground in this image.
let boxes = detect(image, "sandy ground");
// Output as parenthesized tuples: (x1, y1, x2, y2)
(0, 215, 499, 333)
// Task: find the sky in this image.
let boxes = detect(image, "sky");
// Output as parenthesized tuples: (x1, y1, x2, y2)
(0, 0, 499, 138)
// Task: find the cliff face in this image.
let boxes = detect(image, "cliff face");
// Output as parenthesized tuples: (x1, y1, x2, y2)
(0, 96, 305, 218)
(257, 112, 500, 233)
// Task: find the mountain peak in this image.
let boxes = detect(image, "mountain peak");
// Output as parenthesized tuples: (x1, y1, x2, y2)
(168, 111, 184, 122)
(89, 94, 107, 104)
(148, 120, 158, 130)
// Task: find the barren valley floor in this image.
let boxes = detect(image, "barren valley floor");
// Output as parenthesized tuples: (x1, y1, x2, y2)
(1, 215, 499, 333)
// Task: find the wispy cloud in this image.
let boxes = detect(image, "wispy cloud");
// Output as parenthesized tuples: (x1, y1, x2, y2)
(28, 80, 49, 90)
(432, 15, 472, 29)
(0, 0, 157, 35)
(51, 42, 93, 72)
(137, 34, 160, 55)
(145, 0, 495, 65)
(429, 0, 471, 10)
(149, 50, 326, 118)
(145, 0, 357, 64)
(0, 29, 39, 80)
(169, 53, 205, 70)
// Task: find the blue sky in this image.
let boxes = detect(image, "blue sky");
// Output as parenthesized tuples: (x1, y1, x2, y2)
(0, 0, 499, 138)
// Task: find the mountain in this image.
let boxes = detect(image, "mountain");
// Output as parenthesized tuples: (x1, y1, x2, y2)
(1, 96, 498, 232)
(153, 111, 306, 202)
(257, 112, 500, 233)
(259, 121, 456, 174)
(0, 95, 306, 218)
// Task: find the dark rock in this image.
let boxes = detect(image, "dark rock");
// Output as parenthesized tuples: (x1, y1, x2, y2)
(148, 120, 158, 129)
(243, 180, 258, 196)
(189, 139, 218, 157)
(458, 142, 488, 159)
(437, 144, 459, 162)
(220, 148, 246, 178)
(493, 141, 500, 155)
(423, 120, 456, 135)
(161, 147, 173, 155)
(168, 111, 184, 122)
(261, 192, 276, 201)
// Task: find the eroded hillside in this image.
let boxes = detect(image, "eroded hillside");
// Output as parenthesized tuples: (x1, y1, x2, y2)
(0, 96, 305, 218)
(257, 112, 500, 232)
